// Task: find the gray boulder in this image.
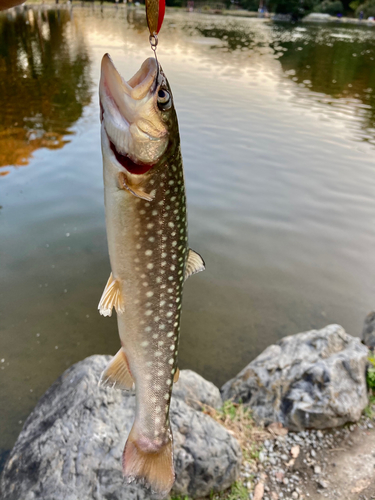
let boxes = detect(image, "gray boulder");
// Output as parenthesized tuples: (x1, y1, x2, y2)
(221, 324, 369, 431)
(362, 311, 375, 348)
(0, 356, 240, 500)
(172, 369, 222, 411)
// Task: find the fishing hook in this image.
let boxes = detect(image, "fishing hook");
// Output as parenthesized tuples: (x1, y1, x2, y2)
(150, 33, 160, 90)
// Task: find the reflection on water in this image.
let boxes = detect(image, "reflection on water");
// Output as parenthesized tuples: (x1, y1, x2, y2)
(1, 7, 375, 467)
(0, 7, 91, 171)
(273, 24, 375, 145)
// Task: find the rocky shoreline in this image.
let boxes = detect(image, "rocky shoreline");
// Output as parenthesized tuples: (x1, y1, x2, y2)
(1, 322, 374, 500)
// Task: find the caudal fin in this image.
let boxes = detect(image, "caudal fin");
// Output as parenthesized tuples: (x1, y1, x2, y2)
(122, 426, 175, 497)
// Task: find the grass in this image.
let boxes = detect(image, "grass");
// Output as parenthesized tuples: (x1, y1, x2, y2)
(364, 354, 375, 418)
(170, 481, 249, 500)
(203, 400, 266, 463)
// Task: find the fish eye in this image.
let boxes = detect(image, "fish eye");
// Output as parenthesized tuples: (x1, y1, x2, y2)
(157, 89, 172, 111)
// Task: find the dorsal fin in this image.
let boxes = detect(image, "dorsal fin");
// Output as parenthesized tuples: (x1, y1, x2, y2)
(185, 249, 205, 281)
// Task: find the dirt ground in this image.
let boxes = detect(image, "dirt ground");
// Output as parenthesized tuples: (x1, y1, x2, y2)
(303, 427, 375, 500)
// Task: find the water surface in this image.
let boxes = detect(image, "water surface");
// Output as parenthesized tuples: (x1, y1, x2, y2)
(1, 6, 375, 463)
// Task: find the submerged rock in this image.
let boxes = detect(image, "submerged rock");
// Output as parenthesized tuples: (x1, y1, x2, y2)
(221, 324, 369, 430)
(362, 311, 375, 348)
(0, 356, 240, 500)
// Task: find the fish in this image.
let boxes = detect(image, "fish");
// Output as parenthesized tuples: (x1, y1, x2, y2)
(98, 53, 205, 497)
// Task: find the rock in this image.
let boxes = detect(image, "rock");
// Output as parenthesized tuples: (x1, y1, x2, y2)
(221, 325, 369, 431)
(362, 311, 375, 348)
(253, 481, 265, 500)
(172, 369, 222, 410)
(0, 356, 241, 500)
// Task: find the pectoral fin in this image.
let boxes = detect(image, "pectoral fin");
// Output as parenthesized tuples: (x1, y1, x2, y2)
(173, 367, 180, 383)
(118, 172, 154, 202)
(100, 348, 134, 390)
(185, 249, 205, 281)
(98, 272, 125, 317)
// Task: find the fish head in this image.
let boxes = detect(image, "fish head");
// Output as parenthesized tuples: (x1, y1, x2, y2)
(100, 54, 178, 175)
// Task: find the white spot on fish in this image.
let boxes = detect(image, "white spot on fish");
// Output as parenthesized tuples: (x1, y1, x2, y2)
(145, 310, 153, 316)
(154, 316, 160, 322)
(164, 393, 170, 399)
(148, 237, 155, 242)
(136, 244, 141, 250)
(145, 326, 152, 332)
(158, 341, 164, 347)
(160, 300, 166, 307)
(145, 249, 153, 256)
(172, 241, 177, 247)
(169, 180, 174, 185)
(146, 291, 154, 298)
(174, 322, 178, 327)
(171, 265, 176, 271)
(141, 341, 149, 347)
(153, 334, 159, 339)
(155, 351, 162, 357)
(170, 345, 175, 351)
(147, 223, 154, 229)
(166, 379, 171, 385)
(147, 263, 154, 270)
(167, 332, 173, 338)
(176, 297, 180, 303)
(168, 358, 174, 365)
(162, 252, 167, 258)
(166, 311, 173, 318)
(161, 261, 166, 267)
(142, 282, 148, 287)
(156, 277, 161, 283)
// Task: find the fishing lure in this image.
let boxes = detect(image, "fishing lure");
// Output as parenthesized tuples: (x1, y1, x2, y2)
(145, 0, 165, 48)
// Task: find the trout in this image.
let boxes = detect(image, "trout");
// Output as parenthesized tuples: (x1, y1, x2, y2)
(98, 54, 205, 496)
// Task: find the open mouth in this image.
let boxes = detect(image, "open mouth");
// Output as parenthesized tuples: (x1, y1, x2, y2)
(100, 54, 160, 175)
(108, 138, 155, 175)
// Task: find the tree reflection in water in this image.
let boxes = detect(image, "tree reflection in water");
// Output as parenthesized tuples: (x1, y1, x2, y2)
(0, 7, 92, 172)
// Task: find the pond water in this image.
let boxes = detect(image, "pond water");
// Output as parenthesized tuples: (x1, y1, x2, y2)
(1, 5, 375, 465)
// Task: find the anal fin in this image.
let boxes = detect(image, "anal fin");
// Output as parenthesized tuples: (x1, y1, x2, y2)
(98, 272, 125, 317)
(118, 172, 154, 202)
(100, 348, 134, 390)
(185, 248, 205, 281)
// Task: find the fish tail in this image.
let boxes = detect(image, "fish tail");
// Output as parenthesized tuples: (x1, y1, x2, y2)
(122, 425, 174, 497)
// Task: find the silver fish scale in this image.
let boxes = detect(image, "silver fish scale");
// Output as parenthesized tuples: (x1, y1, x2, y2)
(117, 148, 187, 447)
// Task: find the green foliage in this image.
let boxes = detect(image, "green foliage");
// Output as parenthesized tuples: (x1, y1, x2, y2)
(314, 0, 344, 14)
(367, 355, 375, 390)
(209, 481, 250, 500)
(170, 496, 191, 500)
(364, 394, 375, 418)
(271, 0, 319, 18)
(349, 0, 360, 9)
(239, 0, 261, 11)
(220, 400, 239, 420)
(226, 481, 249, 500)
(356, 0, 375, 16)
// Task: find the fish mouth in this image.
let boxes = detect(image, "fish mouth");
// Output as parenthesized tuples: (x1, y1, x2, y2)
(100, 54, 166, 174)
